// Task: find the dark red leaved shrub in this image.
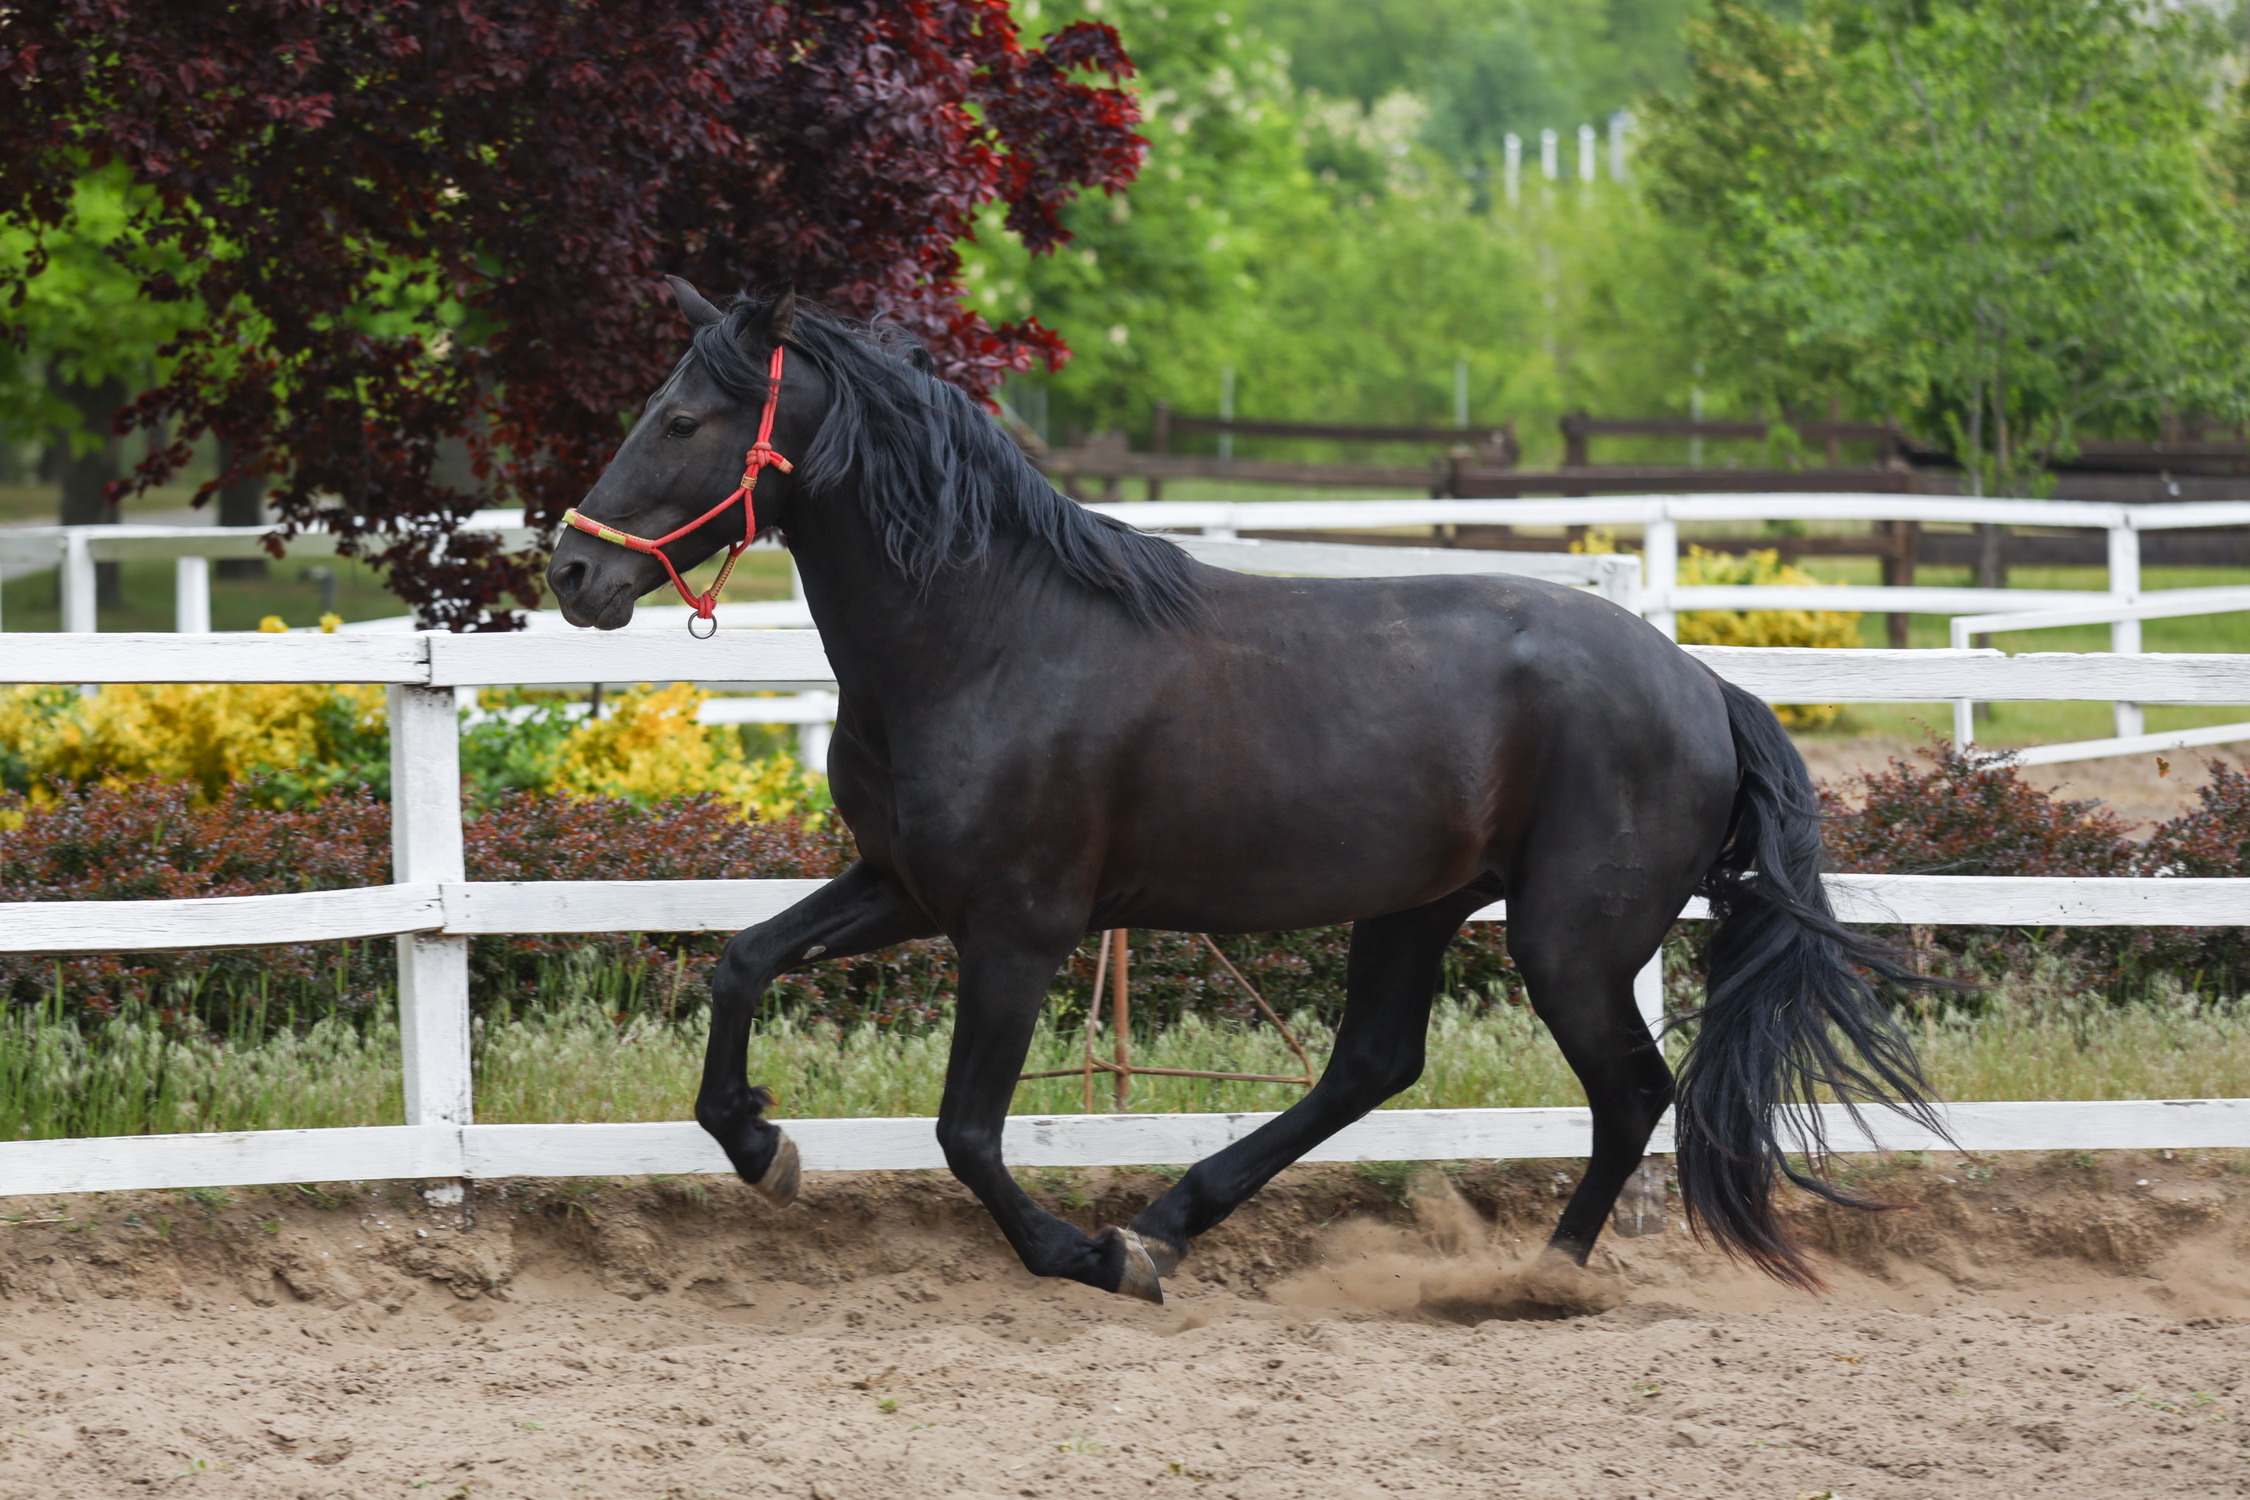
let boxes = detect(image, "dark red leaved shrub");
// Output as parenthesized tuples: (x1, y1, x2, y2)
(2, 780, 1527, 1036)
(1819, 742, 2138, 878)
(0, 782, 956, 1030)
(2129, 757, 2250, 991)
(1817, 740, 2250, 996)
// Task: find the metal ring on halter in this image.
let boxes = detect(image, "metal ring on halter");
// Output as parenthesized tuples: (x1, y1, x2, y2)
(688, 611, 719, 640)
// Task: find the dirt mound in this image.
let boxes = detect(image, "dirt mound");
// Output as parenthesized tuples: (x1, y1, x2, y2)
(3, 1152, 2248, 1498)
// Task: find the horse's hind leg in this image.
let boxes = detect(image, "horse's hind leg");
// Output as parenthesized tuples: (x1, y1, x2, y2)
(1125, 891, 1487, 1284)
(935, 923, 1159, 1297)
(698, 861, 937, 1201)
(1505, 889, 1679, 1266)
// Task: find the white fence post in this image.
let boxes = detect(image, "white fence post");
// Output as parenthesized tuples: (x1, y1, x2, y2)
(2109, 522, 2143, 738)
(796, 719, 834, 776)
(1632, 953, 1664, 1033)
(1615, 950, 1671, 1237)
(1593, 555, 1639, 613)
(388, 683, 472, 1204)
(788, 554, 829, 770)
(61, 529, 96, 634)
(174, 557, 211, 634)
(1642, 517, 1678, 639)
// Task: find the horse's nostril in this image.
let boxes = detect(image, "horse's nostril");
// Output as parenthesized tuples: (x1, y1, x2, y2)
(551, 558, 589, 599)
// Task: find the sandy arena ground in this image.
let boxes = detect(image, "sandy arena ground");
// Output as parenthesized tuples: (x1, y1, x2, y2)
(2, 1154, 2247, 1499)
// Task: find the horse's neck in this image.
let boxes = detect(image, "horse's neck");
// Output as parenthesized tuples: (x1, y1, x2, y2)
(787, 508, 1066, 702)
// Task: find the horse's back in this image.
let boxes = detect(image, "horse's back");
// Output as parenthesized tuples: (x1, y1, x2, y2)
(1060, 567, 1739, 931)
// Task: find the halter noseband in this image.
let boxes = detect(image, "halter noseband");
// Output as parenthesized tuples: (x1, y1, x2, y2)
(560, 343, 792, 638)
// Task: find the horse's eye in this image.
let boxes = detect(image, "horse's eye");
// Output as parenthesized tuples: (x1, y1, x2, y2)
(666, 416, 699, 439)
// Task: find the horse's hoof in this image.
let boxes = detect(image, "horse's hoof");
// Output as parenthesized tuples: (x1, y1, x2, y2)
(751, 1130, 801, 1207)
(1110, 1227, 1164, 1305)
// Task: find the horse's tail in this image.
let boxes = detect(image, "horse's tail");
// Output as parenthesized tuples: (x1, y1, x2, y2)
(1672, 676, 1946, 1290)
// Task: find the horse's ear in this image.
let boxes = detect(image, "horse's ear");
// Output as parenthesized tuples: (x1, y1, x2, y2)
(764, 282, 799, 343)
(905, 342, 935, 373)
(665, 275, 723, 329)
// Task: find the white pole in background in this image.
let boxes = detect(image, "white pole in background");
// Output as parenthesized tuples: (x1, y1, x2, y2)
(1540, 128, 1559, 182)
(61, 529, 96, 634)
(797, 719, 834, 777)
(174, 556, 211, 634)
(1643, 516, 1679, 640)
(1503, 132, 1522, 206)
(1609, 111, 1630, 181)
(1578, 124, 1596, 183)
(1633, 953, 1664, 1033)
(388, 683, 473, 1206)
(2109, 522, 2144, 738)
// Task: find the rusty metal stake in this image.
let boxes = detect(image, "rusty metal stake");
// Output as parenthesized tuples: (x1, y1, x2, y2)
(1020, 929, 1322, 1103)
(1111, 928, 1131, 1110)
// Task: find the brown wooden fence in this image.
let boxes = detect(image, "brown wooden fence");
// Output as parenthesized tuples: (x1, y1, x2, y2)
(1037, 408, 2250, 511)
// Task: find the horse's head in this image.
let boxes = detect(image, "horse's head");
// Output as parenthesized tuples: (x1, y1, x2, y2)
(547, 278, 822, 630)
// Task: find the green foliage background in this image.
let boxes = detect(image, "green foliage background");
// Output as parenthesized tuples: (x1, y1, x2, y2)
(969, 0, 2250, 471)
(10, 0, 2250, 506)
(969, 0, 1710, 453)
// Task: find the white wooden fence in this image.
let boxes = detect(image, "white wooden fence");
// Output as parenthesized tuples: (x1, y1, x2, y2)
(15, 492, 2250, 760)
(4, 630, 2250, 1199)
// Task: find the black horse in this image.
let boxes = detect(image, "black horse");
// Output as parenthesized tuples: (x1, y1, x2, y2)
(546, 280, 1937, 1301)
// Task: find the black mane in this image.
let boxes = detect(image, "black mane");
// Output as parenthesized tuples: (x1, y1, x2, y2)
(690, 296, 1199, 628)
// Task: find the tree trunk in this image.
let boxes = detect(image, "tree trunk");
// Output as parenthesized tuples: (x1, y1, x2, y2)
(215, 438, 268, 579)
(56, 374, 127, 605)
(1976, 522, 2006, 589)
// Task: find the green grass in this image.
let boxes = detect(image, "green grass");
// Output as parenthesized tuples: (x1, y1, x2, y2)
(0, 993, 402, 1141)
(9, 964, 2247, 1140)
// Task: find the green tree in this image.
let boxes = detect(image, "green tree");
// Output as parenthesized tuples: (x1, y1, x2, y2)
(976, 0, 1701, 444)
(0, 168, 199, 529)
(1238, 0, 1696, 187)
(966, 0, 1315, 436)
(1643, 0, 2250, 491)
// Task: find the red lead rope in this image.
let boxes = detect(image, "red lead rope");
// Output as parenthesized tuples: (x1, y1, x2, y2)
(560, 344, 793, 637)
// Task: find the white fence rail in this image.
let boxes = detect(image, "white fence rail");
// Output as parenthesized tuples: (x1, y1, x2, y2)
(1950, 587, 2250, 760)
(4, 631, 2250, 1198)
(16, 492, 2250, 754)
(1085, 494, 2250, 742)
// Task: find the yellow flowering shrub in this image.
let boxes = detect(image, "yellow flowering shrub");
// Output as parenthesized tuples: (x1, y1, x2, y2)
(1674, 546, 1862, 650)
(1676, 547, 1860, 728)
(0, 611, 390, 803)
(2, 607, 828, 820)
(546, 683, 829, 823)
(0, 681, 388, 803)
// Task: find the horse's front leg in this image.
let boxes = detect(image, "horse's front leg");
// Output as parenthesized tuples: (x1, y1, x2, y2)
(698, 861, 936, 1201)
(937, 927, 1158, 1301)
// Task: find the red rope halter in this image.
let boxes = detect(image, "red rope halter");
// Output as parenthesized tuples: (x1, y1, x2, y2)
(560, 344, 793, 637)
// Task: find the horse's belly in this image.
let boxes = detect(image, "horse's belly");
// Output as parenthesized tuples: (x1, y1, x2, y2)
(1098, 764, 1505, 931)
